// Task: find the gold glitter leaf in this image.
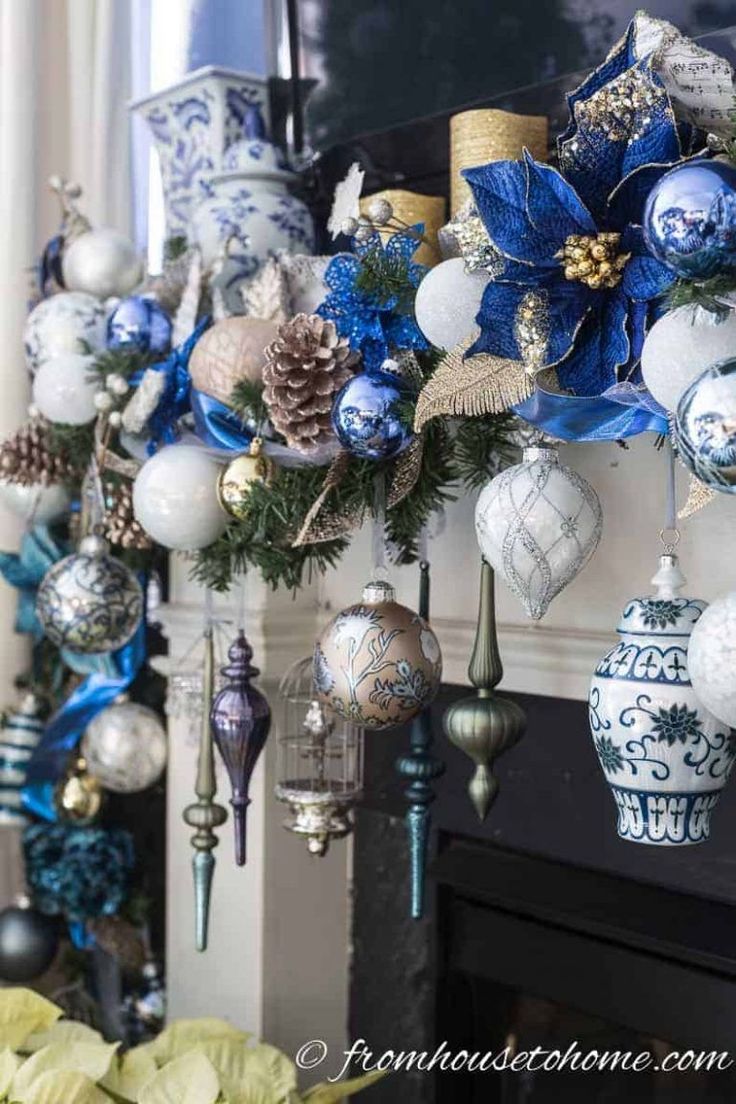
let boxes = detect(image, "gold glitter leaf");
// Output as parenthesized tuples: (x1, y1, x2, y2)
(678, 474, 717, 520)
(414, 336, 533, 431)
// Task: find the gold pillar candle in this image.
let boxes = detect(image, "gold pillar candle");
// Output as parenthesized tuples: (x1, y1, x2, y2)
(361, 189, 446, 267)
(450, 108, 549, 214)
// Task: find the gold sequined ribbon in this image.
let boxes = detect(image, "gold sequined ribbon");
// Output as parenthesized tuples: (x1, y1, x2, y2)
(294, 436, 425, 547)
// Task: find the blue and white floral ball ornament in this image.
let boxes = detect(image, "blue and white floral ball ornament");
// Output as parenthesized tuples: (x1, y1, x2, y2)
(314, 578, 442, 730)
(589, 552, 736, 846)
(107, 295, 172, 355)
(643, 160, 736, 279)
(673, 358, 736, 493)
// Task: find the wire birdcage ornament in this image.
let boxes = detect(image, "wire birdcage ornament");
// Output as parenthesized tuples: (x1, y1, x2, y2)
(275, 655, 364, 856)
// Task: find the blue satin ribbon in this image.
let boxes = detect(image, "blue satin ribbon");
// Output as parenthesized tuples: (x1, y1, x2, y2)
(191, 388, 253, 452)
(130, 317, 210, 453)
(514, 382, 668, 441)
(22, 598, 147, 822)
(0, 526, 67, 640)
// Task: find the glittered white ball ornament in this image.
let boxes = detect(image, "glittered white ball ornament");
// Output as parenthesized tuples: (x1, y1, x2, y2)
(0, 482, 71, 524)
(688, 592, 736, 728)
(641, 304, 736, 411)
(62, 228, 143, 299)
(475, 444, 602, 620)
(32, 354, 99, 425)
(132, 444, 228, 551)
(414, 257, 489, 351)
(36, 534, 143, 654)
(81, 701, 167, 793)
(23, 292, 106, 373)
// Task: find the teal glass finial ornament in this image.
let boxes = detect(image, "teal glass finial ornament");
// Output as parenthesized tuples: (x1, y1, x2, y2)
(182, 627, 227, 952)
(395, 560, 445, 920)
(443, 560, 526, 819)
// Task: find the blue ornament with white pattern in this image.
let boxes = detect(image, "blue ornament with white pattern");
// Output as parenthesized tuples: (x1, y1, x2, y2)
(589, 553, 736, 846)
(107, 296, 172, 355)
(331, 368, 414, 461)
(643, 160, 736, 279)
(0, 695, 44, 828)
(674, 358, 736, 493)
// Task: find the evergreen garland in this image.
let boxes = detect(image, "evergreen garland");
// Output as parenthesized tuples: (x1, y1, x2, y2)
(663, 274, 736, 316)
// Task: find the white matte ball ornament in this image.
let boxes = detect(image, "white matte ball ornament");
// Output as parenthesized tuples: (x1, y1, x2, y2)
(132, 444, 228, 551)
(414, 257, 489, 351)
(81, 701, 167, 793)
(23, 292, 106, 373)
(688, 592, 736, 728)
(0, 482, 71, 524)
(62, 228, 143, 299)
(641, 304, 736, 411)
(32, 355, 99, 425)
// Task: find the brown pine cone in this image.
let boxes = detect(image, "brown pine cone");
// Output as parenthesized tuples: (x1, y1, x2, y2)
(262, 313, 358, 454)
(104, 480, 153, 551)
(0, 420, 75, 486)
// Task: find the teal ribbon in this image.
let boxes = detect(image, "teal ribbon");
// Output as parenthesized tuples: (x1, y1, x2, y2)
(0, 526, 67, 639)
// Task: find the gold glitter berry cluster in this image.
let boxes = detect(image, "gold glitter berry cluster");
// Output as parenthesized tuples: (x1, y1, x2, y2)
(557, 232, 630, 290)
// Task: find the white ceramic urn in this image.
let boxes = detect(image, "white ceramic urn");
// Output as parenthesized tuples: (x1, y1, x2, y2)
(589, 553, 735, 846)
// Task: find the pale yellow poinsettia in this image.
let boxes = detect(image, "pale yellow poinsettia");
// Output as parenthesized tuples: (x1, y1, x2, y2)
(138, 1051, 220, 1104)
(11, 1040, 119, 1101)
(17, 1069, 113, 1104)
(149, 1017, 249, 1066)
(0, 989, 61, 1051)
(100, 1044, 159, 1101)
(195, 1038, 298, 1103)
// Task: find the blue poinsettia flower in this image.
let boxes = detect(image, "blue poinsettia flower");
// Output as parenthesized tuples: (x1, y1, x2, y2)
(317, 229, 428, 371)
(466, 60, 687, 398)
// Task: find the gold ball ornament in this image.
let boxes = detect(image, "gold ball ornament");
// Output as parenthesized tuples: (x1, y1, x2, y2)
(217, 437, 275, 520)
(55, 757, 104, 825)
(313, 579, 442, 730)
(188, 316, 279, 405)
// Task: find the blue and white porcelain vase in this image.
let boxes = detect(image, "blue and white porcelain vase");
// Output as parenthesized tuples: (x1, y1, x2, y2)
(589, 553, 736, 846)
(189, 105, 314, 308)
(131, 66, 271, 239)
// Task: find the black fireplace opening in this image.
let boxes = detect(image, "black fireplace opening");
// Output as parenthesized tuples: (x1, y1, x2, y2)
(350, 688, 736, 1104)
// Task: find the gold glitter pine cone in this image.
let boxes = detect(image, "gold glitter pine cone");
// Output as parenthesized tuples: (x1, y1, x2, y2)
(262, 313, 358, 454)
(0, 420, 76, 486)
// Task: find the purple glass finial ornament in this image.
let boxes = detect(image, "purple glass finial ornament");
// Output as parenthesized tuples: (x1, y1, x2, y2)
(209, 631, 271, 865)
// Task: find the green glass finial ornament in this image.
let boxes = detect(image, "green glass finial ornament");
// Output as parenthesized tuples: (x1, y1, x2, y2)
(182, 627, 228, 951)
(443, 560, 525, 819)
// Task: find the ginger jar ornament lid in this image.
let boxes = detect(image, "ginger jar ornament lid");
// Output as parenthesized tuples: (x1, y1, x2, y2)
(616, 554, 706, 638)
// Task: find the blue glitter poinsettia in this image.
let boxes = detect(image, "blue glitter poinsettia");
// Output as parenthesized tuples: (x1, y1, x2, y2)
(317, 229, 428, 371)
(465, 56, 687, 397)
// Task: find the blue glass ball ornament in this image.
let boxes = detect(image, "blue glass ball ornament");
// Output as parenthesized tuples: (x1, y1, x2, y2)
(643, 160, 736, 278)
(331, 369, 414, 461)
(674, 357, 736, 493)
(36, 534, 143, 654)
(107, 295, 172, 354)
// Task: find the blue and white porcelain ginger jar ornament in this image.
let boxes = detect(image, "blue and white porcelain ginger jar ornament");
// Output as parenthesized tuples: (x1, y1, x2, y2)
(190, 104, 314, 309)
(589, 552, 736, 846)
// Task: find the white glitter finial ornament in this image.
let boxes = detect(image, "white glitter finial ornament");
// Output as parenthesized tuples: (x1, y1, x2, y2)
(475, 445, 602, 619)
(688, 591, 736, 728)
(414, 257, 489, 351)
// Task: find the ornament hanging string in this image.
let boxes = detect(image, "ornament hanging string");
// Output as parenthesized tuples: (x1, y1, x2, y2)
(661, 441, 680, 555)
(372, 472, 387, 579)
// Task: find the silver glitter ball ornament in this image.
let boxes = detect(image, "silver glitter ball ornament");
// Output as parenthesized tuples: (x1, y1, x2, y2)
(367, 198, 393, 226)
(36, 534, 143, 654)
(81, 701, 167, 793)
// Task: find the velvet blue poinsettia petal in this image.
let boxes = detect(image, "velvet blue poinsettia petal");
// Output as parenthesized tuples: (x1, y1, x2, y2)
(464, 160, 556, 264)
(560, 65, 680, 221)
(558, 21, 637, 149)
(470, 280, 526, 360)
(556, 287, 630, 395)
(606, 161, 681, 230)
(626, 298, 650, 368)
(523, 151, 597, 249)
(623, 251, 675, 302)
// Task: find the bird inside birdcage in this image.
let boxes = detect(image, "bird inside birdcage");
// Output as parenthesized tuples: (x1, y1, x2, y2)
(275, 656, 363, 856)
